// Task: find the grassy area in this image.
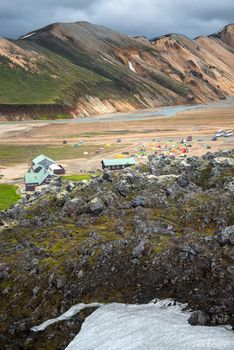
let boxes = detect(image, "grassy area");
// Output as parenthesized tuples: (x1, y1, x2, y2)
(0, 52, 109, 105)
(62, 174, 99, 181)
(0, 64, 63, 105)
(36, 114, 73, 120)
(54, 129, 157, 139)
(152, 71, 190, 97)
(0, 184, 20, 210)
(0, 144, 127, 166)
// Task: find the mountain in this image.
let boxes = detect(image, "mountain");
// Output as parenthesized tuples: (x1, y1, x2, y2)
(210, 23, 234, 48)
(0, 22, 234, 119)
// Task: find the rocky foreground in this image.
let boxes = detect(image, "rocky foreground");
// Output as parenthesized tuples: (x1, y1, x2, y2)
(0, 151, 234, 349)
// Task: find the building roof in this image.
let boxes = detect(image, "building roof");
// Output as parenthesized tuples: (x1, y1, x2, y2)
(32, 164, 43, 172)
(102, 157, 136, 167)
(24, 154, 62, 187)
(32, 154, 54, 169)
(24, 168, 51, 185)
(49, 163, 62, 170)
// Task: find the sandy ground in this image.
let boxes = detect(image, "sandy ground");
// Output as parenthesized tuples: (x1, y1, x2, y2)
(0, 164, 28, 184)
(0, 101, 234, 186)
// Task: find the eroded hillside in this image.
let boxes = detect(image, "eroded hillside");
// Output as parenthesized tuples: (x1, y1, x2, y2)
(0, 22, 234, 119)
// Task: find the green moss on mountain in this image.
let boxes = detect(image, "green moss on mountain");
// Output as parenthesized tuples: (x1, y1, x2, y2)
(2, 20, 231, 117)
(0, 49, 109, 105)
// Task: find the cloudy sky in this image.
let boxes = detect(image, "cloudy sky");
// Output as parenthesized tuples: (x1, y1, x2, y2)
(0, 0, 233, 39)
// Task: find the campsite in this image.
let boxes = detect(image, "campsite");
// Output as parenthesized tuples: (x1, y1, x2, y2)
(0, 98, 234, 193)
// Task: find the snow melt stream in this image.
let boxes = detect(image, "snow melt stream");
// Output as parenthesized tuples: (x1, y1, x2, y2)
(31, 302, 102, 332)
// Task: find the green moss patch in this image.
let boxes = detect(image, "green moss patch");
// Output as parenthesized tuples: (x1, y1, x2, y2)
(0, 144, 125, 166)
(62, 174, 98, 181)
(0, 184, 20, 210)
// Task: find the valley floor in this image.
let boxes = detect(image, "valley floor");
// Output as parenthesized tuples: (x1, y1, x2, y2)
(0, 98, 234, 186)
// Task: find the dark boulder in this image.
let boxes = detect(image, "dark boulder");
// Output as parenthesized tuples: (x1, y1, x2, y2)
(218, 225, 234, 245)
(188, 310, 209, 325)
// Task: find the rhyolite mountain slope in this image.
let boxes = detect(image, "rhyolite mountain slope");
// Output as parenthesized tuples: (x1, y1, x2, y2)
(211, 23, 234, 49)
(0, 22, 234, 119)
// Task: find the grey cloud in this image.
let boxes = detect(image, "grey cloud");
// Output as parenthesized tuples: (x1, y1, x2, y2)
(0, 0, 233, 39)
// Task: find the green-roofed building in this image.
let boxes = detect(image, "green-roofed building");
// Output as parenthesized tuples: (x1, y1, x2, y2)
(102, 157, 135, 170)
(25, 154, 65, 191)
(24, 168, 53, 191)
(32, 154, 54, 170)
(32, 154, 65, 175)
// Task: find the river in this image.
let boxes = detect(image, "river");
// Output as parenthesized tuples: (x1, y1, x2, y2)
(1, 97, 234, 126)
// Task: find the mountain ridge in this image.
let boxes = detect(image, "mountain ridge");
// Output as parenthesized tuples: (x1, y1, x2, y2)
(0, 21, 234, 119)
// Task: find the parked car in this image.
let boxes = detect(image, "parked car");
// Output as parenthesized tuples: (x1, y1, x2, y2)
(223, 130, 233, 137)
(212, 136, 217, 141)
(215, 130, 224, 137)
(187, 135, 192, 142)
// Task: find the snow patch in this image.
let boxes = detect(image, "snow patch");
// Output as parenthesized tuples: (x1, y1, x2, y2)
(20, 32, 35, 40)
(128, 61, 136, 73)
(65, 300, 233, 350)
(215, 26, 225, 35)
